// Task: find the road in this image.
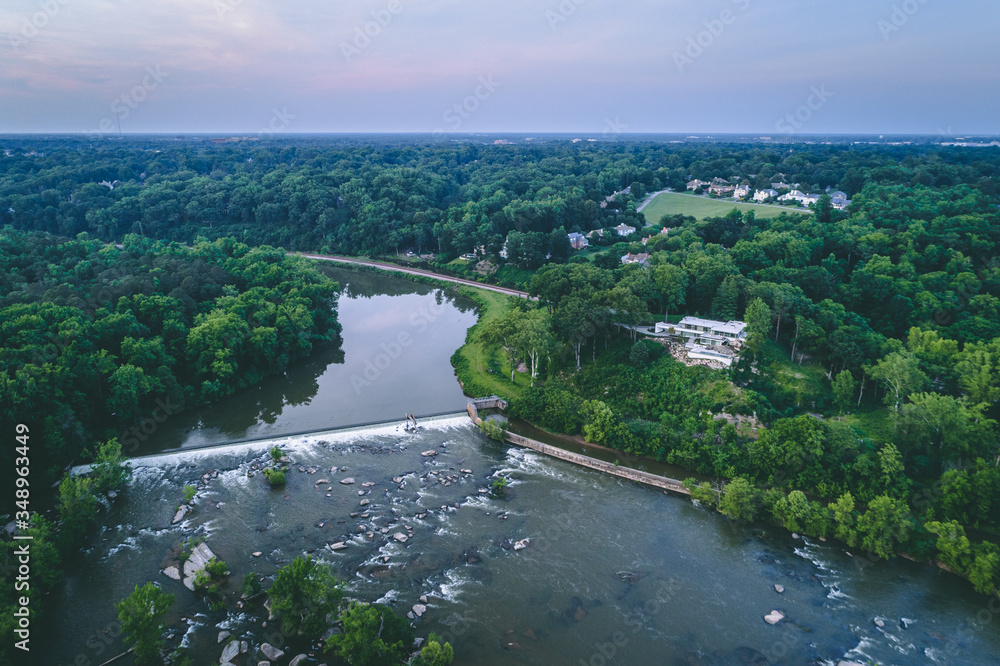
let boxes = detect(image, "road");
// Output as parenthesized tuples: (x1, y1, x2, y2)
(298, 253, 533, 299)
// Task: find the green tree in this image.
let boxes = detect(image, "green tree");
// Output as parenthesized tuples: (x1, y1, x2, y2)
(326, 602, 414, 666)
(269, 555, 343, 637)
(90, 438, 132, 493)
(411, 633, 455, 666)
(744, 298, 772, 355)
(58, 475, 100, 548)
(653, 263, 688, 320)
(870, 352, 927, 412)
(857, 495, 912, 559)
(581, 400, 615, 445)
(116, 582, 174, 666)
(719, 477, 759, 522)
(829, 492, 858, 547)
(832, 370, 857, 415)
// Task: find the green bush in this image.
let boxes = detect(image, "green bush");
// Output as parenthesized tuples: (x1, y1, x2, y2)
(263, 467, 286, 487)
(479, 418, 508, 442)
(182, 485, 197, 503)
(269, 445, 284, 461)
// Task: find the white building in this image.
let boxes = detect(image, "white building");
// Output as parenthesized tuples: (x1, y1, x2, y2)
(654, 316, 747, 345)
(734, 184, 752, 199)
(754, 189, 778, 202)
(778, 190, 820, 206)
(614, 223, 637, 237)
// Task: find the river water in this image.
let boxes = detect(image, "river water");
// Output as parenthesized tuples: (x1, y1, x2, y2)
(42, 268, 1000, 665)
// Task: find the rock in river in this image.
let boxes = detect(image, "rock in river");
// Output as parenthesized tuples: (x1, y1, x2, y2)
(220, 640, 239, 663)
(340, 477, 355, 485)
(394, 533, 409, 543)
(412, 603, 427, 618)
(217, 630, 230, 643)
(260, 643, 284, 661)
(764, 610, 785, 625)
(290, 655, 308, 666)
(421, 450, 438, 457)
(774, 584, 784, 594)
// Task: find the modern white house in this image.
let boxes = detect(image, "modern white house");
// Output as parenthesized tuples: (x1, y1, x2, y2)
(654, 316, 747, 345)
(754, 188, 778, 202)
(614, 223, 637, 237)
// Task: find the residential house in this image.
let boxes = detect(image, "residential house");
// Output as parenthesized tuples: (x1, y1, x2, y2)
(586, 229, 606, 240)
(621, 252, 650, 266)
(829, 190, 852, 211)
(654, 316, 747, 344)
(771, 182, 792, 191)
(567, 232, 589, 250)
(734, 183, 753, 199)
(754, 189, 778, 202)
(614, 223, 637, 237)
(709, 183, 736, 197)
(778, 190, 820, 206)
(686, 179, 710, 191)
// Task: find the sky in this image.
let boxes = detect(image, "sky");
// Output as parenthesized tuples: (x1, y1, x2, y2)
(0, 0, 998, 135)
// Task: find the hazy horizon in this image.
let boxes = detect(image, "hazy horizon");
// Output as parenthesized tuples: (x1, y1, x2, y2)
(2, 0, 998, 135)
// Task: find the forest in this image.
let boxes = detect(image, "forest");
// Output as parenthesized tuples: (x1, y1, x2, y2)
(2, 135, 1000, 620)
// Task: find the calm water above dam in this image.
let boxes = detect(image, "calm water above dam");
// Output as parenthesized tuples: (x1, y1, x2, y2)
(43, 268, 1000, 665)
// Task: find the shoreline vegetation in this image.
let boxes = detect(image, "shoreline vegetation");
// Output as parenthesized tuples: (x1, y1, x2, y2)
(444, 272, 1000, 603)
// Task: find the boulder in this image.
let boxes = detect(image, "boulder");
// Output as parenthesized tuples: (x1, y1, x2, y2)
(513, 538, 530, 551)
(241, 640, 248, 653)
(340, 477, 355, 485)
(412, 604, 427, 618)
(837, 662, 864, 666)
(360, 499, 370, 506)
(221, 640, 240, 663)
(329, 542, 348, 551)
(172, 505, 190, 524)
(764, 610, 785, 625)
(163, 566, 181, 581)
(315, 479, 330, 486)
(774, 584, 784, 594)
(260, 643, 285, 661)
(461, 469, 472, 474)
(394, 533, 409, 543)
(290, 655, 308, 666)
(420, 450, 438, 457)
(252, 551, 262, 557)
(217, 630, 231, 643)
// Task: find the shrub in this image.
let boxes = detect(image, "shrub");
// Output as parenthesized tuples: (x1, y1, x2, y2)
(269, 445, 284, 461)
(263, 467, 286, 487)
(326, 602, 413, 666)
(479, 418, 508, 442)
(182, 485, 197, 503)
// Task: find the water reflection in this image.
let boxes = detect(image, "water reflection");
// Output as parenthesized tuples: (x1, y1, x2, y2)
(137, 266, 477, 453)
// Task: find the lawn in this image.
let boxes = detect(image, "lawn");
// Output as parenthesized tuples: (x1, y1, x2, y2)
(452, 286, 526, 402)
(641, 192, 810, 224)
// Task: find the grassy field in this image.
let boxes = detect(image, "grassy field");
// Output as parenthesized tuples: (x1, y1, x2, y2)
(641, 192, 810, 224)
(451, 286, 526, 401)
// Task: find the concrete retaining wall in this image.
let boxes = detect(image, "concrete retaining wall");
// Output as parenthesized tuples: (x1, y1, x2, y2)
(468, 400, 689, 496)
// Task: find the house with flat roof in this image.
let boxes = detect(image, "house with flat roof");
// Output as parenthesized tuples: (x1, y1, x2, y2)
(654, 316, 747, 345)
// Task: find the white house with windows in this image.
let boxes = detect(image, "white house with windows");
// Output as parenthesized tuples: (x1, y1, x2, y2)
(654, 316, 747, 345)
(734, 184, 753, 199)
(754, 189, 778, 202)
(778, 190, 820, 206)
(614, 223, 637, 237)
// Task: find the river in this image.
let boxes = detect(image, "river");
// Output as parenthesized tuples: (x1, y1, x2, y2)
(42, 268, 1000, 665)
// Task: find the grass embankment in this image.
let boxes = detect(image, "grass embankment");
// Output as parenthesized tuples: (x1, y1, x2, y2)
(641, 191, 808, 224)
(450, 287, 526, 402)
